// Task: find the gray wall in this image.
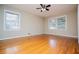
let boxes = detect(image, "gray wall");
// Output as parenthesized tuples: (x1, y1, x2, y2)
(44, 11, 77, 37)
(0, 5, 78, 40)
(0, 5, 44, 40)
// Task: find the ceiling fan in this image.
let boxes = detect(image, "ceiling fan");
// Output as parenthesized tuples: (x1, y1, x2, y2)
(36, 4, 51, 12)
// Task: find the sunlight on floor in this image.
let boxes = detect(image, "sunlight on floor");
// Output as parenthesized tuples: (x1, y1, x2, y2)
(6, 47, 18, 54)
(49, 39, 57, 48)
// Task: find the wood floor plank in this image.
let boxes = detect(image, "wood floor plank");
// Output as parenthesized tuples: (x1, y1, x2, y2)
(0, 34, 78, 54)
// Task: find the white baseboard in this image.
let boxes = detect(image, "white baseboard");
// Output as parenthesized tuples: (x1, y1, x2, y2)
(0, 35, 27, 40)
(47, 33, 78, 38)
(0, 34, 78, 40)
(0, 34, 42, 40)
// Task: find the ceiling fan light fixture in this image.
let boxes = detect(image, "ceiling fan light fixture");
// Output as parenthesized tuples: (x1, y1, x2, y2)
(36, 4, 51, 12)
(41, 8, 46, 11)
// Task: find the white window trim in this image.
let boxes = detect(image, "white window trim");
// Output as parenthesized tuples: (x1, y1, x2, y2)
(4, 10, 21, 31)
(48, 15, 67, 30)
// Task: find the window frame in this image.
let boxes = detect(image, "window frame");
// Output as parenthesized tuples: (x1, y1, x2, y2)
(4, 10, 21, 31)
(48, 15, 67, 30)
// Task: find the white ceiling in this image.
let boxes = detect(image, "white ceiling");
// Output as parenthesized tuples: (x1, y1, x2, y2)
(5, 4, 77, 18)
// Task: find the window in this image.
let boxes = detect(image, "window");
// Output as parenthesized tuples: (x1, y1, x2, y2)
(48, 16, 67, 30)
(57, 16, 66, 29)
(4, 10, 20, 31)
(48, 18, 57, 29)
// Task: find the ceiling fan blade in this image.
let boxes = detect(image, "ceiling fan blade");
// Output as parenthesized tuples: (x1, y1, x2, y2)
(40, 4, 44, 8)
(36, 8, 41, 9)
(46, 5, 51, 7)
(46, 9, 49, 11)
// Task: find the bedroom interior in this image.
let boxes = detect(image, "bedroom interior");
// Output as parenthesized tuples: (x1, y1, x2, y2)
(0, 4, 79, 54)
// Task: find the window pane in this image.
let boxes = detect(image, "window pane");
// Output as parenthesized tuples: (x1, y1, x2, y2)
(48, 16, 66, 30)
(57, 17, 65, 29)
(5, 11, 20, 31)
(49, 19, 56, 29)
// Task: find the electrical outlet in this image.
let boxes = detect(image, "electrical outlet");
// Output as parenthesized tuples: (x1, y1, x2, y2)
(27, 33, 31, 35)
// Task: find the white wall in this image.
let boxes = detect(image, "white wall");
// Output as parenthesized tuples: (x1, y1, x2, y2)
(44, 11, 77, 38)
(0, 5, 78, 40)
(0, 5, 4, 39)
(0, 5, 44, 40)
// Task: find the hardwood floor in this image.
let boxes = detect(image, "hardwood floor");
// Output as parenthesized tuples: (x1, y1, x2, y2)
(0, 34, 78, 54)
